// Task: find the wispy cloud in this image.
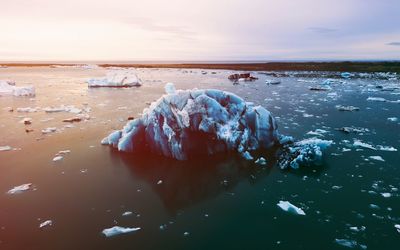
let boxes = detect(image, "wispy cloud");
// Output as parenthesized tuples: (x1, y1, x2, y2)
(308, 27, 337, 33)
(123, 17, 196, 41)
(386, 42, 400, 46)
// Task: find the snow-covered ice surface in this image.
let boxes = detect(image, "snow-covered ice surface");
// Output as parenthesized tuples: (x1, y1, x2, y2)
(0, 80, 35, 96)
(0, 66, 399, 249)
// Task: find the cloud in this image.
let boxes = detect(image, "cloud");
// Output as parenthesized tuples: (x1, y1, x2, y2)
(308, 27, 338, 33)
(386, 42, 400, 46)
(123, 17, 196, 41)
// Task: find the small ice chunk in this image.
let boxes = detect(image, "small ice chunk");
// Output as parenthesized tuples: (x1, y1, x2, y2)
(395, 224, 400, 233)
(164, 82, 176, 95)
(377, 145, 397, 152)
(255, 157, 267, 166)
(7, 183, 32, 194)
(242, 151, 254, 160)
(277, 201, 306, 215)
(0, 146, 13, 151)
(88, 70, 141, 87)
(42, 127, 57, 134)
(353, 140, 376, 150)
(387, 117, 398, 122)
(52, 156, 63, 162)
(369, 156, 385, 162)
(381, 193, 392, 198)
(335, 239, 358, 248)
(157, 180, 163, 185)
(102, 226, 141, 237)
(122, 211, 133, 216)
(39, 220, 52, 228)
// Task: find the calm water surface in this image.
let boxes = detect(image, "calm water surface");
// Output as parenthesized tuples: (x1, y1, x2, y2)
(0, 67, 399, 249)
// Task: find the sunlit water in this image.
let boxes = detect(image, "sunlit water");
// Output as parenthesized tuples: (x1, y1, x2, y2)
(0, 67, 399, 249)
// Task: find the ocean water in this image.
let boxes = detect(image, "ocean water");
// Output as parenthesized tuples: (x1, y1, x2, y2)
(0, 67, 399, 249)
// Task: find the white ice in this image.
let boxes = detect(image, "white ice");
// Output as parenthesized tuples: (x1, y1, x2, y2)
(102, 84, 279, 160)
(369, 156, 385, 162)
(102, 226, 141, 237)
(0, 146, 13, 151)
(87, 70, 141, 87)
(0, 80, 35, 97)
(7, 183, 32, 194)
(277, 201, 306, 215)
(39, 220, 53, 228)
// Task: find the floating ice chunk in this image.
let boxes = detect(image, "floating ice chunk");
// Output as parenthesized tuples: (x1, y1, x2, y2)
(381, 193, 392, 198)
(52, 156, 63, 162)
(369, 204, 380, 210)
(277, 138, 333, 169)
(255, 157, 267, 166)
(0, 80, 35, 97)
(387, 117, 398, 122)
(157, 180, 163, 185)
(395, 224, 400, 233)
(277, 201, 306, 215)
(377, 145, 397, 152)
(88, 70, 141, 87)
(39, 220, 53, 228)
(306, 129, 328, 137)
(43, 105, 82, 114)
(242, 151, 254, 160)
(353, 140, 376, 150)
(369, 156, 385, 162)
(102, 226, 141, 237)
(334, 239, 358, 248)
(102, 86, 279, 160)
(0, 146, 13, 151)
(336, 105, 360, 112)
(17, 107, 38, 113)
(122, 211, 133, 216)
(367, 97, 386, 102)
(341, 72, 353, 79)
(164, 82, 176, 94)
(7, 183, 32, 194)
(42, 127, 57, 134)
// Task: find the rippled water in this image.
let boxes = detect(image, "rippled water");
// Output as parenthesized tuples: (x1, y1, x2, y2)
(0, 67, 399, 249)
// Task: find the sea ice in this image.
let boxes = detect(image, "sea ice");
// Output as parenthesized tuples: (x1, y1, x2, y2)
(0, 146, 13, 151)
(395, 224, 400, 233)
(87, 70, 141, 87)
(7, 183, 32, 194)
(334, 239, 358, 248)
(0, 80, 35, 97)
(39, 220, 53, 228)
(102, 84, 280, 160)
(102, 226, 141, 237)
(122, 211, 133, 216)
(52, 156, 63, 162)
(277, 201, 306, 215)
(369, 156, 385, 162)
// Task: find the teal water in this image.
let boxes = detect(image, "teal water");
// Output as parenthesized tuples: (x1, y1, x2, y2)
(0, 68, 399, 249)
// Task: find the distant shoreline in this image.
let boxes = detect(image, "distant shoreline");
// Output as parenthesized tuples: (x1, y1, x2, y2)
(1, 61, 400, 73)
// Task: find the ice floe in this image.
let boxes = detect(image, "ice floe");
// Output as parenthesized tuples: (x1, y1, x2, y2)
(0, 146, 13, 151)
(102, 84, 280, 160)
(39, 220, 53, 228)
(277, 201, 306, 215)
(277, 138, 333, 169)
(0, 80, 35, 97)
(395, 224, 400, 233)
(7, 183, 33, 194)
(102, 226, 141, 237)
(87, 70, 141, 87)
(369, 156, 385, 162)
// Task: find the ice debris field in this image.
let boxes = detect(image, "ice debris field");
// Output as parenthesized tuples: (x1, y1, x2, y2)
(0, 66, 399, 249)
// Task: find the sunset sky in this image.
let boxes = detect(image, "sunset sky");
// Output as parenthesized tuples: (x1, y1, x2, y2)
(1, 0, 399, 61)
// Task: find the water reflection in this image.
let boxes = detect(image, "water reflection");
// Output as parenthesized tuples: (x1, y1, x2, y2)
(110, 151, 273, 214)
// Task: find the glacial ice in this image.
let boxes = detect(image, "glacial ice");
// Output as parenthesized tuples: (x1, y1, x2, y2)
(277, 138, 333, 169)
(87, 70, 141, 87)
(102, 84, 280, 160)
(7, 183, 33, 194)
(395, 224, 400, 233)
(102, 226, 141, 237)
(0, 146, 13, 151)
(0, 80, 35, 97)
(277, 201, 306, 215)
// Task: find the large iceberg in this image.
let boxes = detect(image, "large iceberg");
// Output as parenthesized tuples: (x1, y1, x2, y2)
(87, 70, 141, 87)
(102, 84, 280, 160)
(0, 80, 35, 97)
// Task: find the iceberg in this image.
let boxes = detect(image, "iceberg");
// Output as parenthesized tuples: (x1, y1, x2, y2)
(0, 80, 35, 97)
(277, 201, 306, 215)
(102, 226, 141, 237)
(102, 84, 280, 160)
(87, 70, 141, 87)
